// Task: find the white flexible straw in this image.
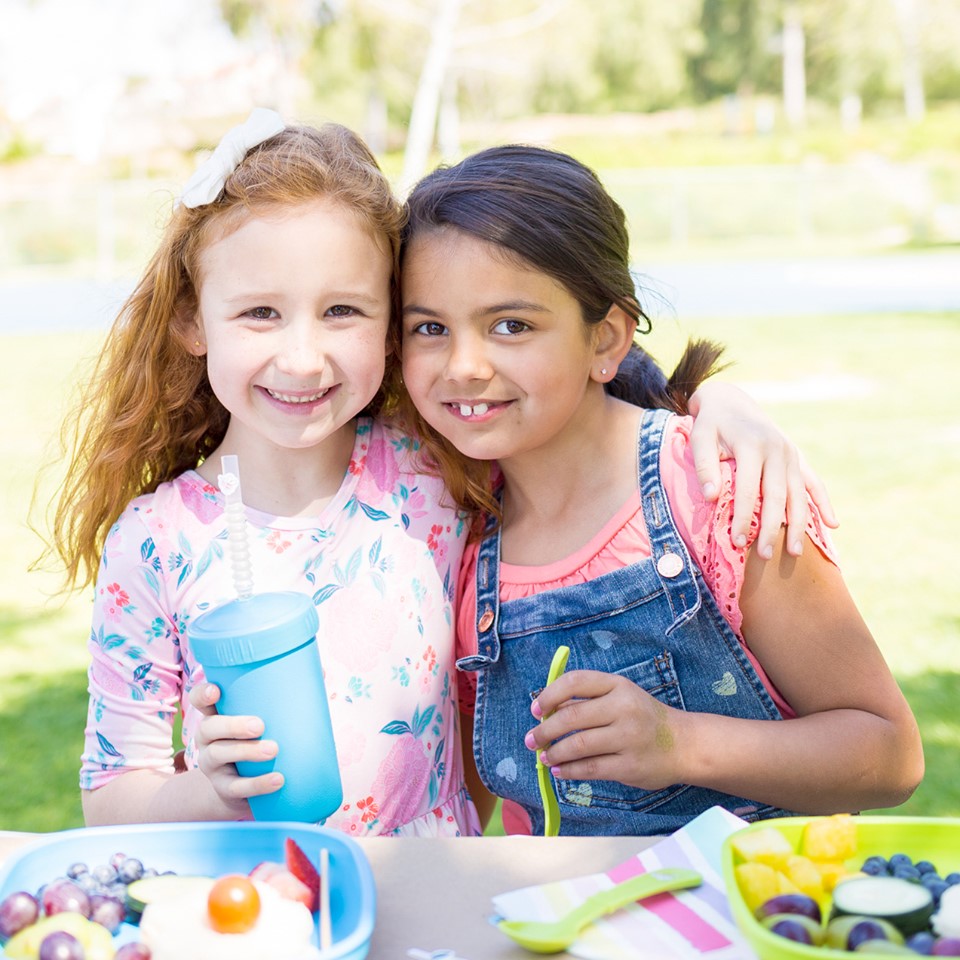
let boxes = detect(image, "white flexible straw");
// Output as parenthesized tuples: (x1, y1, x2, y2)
(217, 454, 254, 600)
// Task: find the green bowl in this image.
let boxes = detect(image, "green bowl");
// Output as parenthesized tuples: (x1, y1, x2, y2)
(721, 815, 960, 960)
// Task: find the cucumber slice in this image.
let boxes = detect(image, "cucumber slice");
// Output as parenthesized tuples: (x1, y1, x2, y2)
(125, 875, 214, 925)
(831, 876, 935, 935)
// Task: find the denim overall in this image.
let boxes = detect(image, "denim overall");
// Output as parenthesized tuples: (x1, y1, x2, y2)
(458, 408, 795, 835)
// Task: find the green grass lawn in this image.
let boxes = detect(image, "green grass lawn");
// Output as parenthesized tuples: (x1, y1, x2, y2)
(2, 308, 958, 833)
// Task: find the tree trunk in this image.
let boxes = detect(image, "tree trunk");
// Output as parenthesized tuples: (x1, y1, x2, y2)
(782, 1, 806, 128)
(400, 0, 463, 193)
(437, 73, 461, 162)
(891, 0, 925, 122)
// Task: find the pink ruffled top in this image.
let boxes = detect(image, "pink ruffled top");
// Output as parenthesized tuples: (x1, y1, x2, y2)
(457, 415, 839, 718)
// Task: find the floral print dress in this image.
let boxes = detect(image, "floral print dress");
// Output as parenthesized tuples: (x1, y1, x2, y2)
(81, 417, 481, 837)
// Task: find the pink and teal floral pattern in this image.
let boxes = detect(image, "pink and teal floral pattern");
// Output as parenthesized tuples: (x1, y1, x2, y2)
(81, 417, 481, 838)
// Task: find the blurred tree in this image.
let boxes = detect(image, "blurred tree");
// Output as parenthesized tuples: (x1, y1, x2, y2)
(688, 0, 782, 100)
(355, 0, 569, 189)
(219, 0, 339, 115)
(522, 0, 701, 113)
(214, 0, 959, 155)
(919, 0, 960, 102)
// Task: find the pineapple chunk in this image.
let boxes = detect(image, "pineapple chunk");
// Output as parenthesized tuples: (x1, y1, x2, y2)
(776, 870, 801, 895)
(816, 862, 861, 891)
(783, 854, 825, 899)
(801, 814, 857, 861)
(735, 862, 783, 913)
(730, 826, 795, 865)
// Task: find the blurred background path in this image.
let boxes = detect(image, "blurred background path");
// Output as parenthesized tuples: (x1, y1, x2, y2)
(5, 251, 957, 333)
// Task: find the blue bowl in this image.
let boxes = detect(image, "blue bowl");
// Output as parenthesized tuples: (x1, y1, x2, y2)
(0, 821, 375, 959)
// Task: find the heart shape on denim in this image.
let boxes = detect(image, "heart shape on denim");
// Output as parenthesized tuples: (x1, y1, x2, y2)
(562, 782, 594, 806)
(711, 671, 738, 696)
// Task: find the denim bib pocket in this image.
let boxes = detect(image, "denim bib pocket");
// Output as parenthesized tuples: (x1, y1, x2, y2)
(556, 650, 695, 815)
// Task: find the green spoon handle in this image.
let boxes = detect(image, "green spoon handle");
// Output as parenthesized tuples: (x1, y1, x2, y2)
(563, 867, 702, 931)
(538, 645, 570, 837)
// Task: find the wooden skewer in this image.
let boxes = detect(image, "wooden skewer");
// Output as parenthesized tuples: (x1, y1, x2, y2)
(319, 846, 332, 951)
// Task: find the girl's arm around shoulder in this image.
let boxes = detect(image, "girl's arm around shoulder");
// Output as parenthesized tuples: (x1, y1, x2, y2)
(686, 381, 838, 558)
(528, 529, 922, 816)
(678, 530, 923, 813)
(665, 414, 838, 637)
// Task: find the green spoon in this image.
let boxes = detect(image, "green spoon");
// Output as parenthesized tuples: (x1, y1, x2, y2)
(497, 866, 703, 954)
(537, 644, 570, 837)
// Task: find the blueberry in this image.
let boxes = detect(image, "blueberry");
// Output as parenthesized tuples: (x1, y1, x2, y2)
(65, 863, 89, 880)
(946, 873, 960, 886)
(862, 856, 890, 876)
(894, 864, 922, 881)
(915, 860, 938, 875)
(927, 879, 950, 905)
(890, 853, 914, 870)
(906, 931, 937, 955)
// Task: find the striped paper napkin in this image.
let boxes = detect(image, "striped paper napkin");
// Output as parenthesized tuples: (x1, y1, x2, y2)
(490, 805, 755, 960)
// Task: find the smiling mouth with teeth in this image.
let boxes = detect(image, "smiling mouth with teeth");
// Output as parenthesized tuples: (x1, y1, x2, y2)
(266, 388, 329, 404)
(453, 402, 491, 417)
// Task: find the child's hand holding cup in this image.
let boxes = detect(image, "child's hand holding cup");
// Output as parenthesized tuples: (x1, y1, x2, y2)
(189, 589, 342, 823)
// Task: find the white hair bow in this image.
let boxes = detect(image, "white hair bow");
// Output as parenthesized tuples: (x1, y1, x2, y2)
(178, 107, 286, 209)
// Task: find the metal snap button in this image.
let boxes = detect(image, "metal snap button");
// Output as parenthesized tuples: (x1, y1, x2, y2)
(477, 609, 495, 632)
(656, 552, 684, 578)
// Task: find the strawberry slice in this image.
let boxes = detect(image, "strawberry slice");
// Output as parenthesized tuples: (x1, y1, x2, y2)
(285, 837, 321, 913)
(249, 860, 313, 912)
(248, 861, 284, 883)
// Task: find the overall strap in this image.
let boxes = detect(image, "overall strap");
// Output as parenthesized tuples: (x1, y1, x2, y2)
(639, 408, 703, 633)
(457, 512, 503, 669)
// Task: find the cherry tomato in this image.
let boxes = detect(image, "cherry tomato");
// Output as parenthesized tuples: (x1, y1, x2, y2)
(207, 875, 261, 934)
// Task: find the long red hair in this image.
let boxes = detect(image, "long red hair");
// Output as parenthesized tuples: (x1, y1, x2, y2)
(44, 122, 405, 590)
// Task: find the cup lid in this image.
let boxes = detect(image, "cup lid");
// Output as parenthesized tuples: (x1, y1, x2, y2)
(188, 591, 319, 666)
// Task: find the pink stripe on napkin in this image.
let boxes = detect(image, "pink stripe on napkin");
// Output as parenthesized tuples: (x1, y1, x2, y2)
(606, 860, 734, 952)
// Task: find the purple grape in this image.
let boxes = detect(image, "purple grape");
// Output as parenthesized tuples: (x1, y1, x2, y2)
(932, 939, 960, 957)
(40, 878, 91, 919)
(117, 858, 144, 884)
(770, 918, 816, 944)
(89, 894, 126, 933)
(0, 890, 40, 939)
(849, 919, 892, 950)
(91, 864, 118, 886)
(115, 944, 152, 959)
(38, 930, 84, 960)
(73, 873, 101, 896)
(65, 863, 89, 881)
(108, 852, 128, 870)
(755, 893, 822, 924)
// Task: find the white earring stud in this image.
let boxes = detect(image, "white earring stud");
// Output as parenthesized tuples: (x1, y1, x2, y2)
(601, 367, 608, 376)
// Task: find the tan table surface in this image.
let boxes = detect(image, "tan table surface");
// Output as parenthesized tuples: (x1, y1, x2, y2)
(0, 831, 657, 959)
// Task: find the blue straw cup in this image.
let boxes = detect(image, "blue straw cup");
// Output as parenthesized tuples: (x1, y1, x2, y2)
(189, 590, 343, 823)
